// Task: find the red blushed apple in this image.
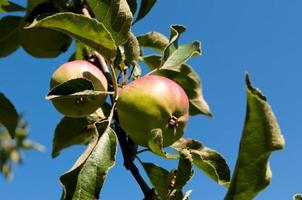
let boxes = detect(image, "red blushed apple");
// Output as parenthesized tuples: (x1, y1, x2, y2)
(117, 75, 189, 147)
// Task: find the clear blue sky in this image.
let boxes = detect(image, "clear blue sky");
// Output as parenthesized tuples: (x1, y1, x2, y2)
(1, 0, 301, 199)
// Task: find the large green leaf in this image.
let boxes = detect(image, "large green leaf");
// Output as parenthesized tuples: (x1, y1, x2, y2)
(0, 16, 22, 57)
(0, 0, 25, 13)
(52, 117, 92, 158)
(172, 138, 230, 187)
(86, 0, 133, 45)
(143, 55, 211, 116)
(137, 31, 169, 53)
(0, 93, 18, 138)
(133, 0, 157, 24)
(224, 74, 285, 200)
(26, 12, 117, 61)
(60, 121, 117, 200)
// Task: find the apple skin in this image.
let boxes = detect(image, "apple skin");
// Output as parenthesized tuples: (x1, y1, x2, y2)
(50, 60, 108, 117)
(117, 75, 189, 147)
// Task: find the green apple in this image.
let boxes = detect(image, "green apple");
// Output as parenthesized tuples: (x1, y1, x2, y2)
(117, 75, 189, 147)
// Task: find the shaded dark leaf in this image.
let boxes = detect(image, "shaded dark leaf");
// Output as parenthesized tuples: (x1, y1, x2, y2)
(126, 0, 137, 15)
(0, 16, 22, 57)
(52, 117, 92, 158)
(21, 27, 72, 58)
(47, 78, 94, 97)
(0, 0, 25, 13)
(224, 74, 285, 200)
(133, 0, 156, 24)
(0, 93, 18, 137)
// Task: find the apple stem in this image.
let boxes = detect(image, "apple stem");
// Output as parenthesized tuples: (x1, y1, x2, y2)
(168, 116, 179, 128)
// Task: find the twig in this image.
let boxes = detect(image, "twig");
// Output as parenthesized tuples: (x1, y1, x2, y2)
(82, 6, 157, 199)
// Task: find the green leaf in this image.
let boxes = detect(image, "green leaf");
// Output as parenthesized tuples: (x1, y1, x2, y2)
(133, 0, 157, 24)
(52, 117, 92, 158)
(0, 16, 22, 58)
(26, 12, 117, 61)
(124, 32, 140, 66)
(0, 0, 25, 13)
(46, 78, 112, 101)
(172, 138, 230, 187)
(294, 194, 302, 200)
(142, 162, 174, 200)
(60, 124, 117, 200)
(161, 41, 201, 69)
(224, 74, 285, 200)
(86, 0, 133, 45)
(0, 93, 18, 138)
(137, 31, 169, 53)
(143, 55, 212, 116)
(148, 129, 178, 160)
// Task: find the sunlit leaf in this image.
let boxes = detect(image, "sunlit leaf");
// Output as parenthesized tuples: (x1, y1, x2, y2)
(52, 117, 92, 158)
(133, 0, 156, 24)
(60, 121, 117, 200)
(26, 12, 116, 61)
(172, 138, 230, 186)
(87, 0, 133, 45)
(0, 16, 22, 57)
(162, 25, 186, 62)
(0, 0, 25, 13)
(224, 74, 285, 200)
(161, 42, 201, 70)
(0, 93, 18, 137)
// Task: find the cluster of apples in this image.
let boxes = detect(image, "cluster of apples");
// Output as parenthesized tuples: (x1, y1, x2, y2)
(50, 60, 189, 147)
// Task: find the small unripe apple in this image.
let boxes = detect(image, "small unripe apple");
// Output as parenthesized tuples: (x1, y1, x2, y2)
(50, 60, 108, 117)
(117, 75, 189, 147)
